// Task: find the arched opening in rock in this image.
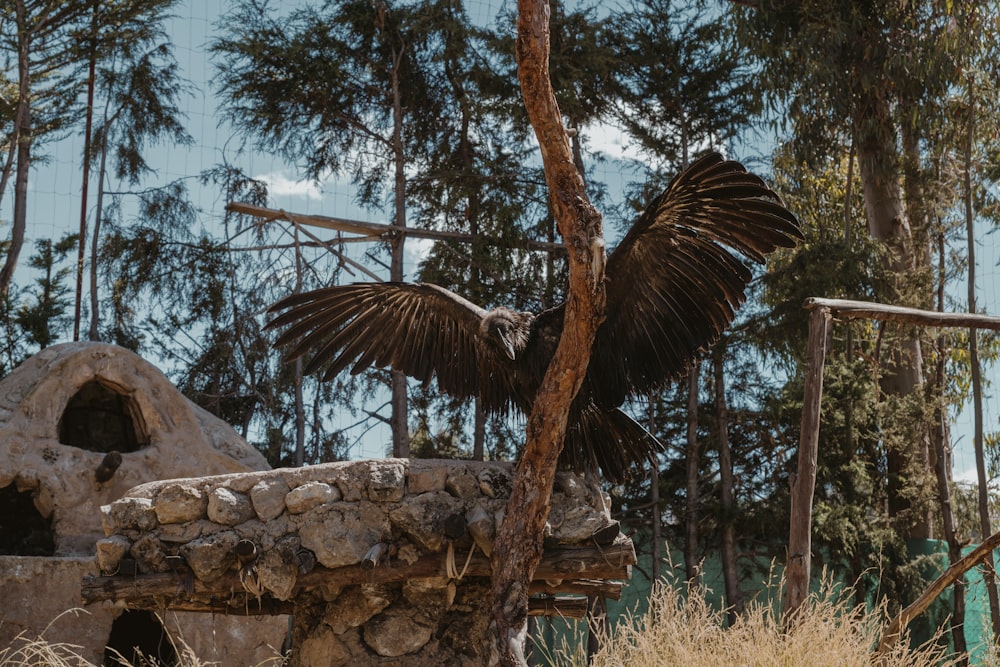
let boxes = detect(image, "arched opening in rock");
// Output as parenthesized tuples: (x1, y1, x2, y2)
(59, 379, 148, 453)
(104, 610, 178, 666)
(0, 484, 55, 556)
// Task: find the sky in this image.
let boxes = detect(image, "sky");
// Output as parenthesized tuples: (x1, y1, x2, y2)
(3, 0, 998, 479)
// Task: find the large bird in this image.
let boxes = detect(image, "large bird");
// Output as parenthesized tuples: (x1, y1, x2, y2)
(267, 152, 802, 482)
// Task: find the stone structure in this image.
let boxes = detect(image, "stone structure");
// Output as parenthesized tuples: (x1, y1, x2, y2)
(0, 342, 286, 665)
(87, 459, 636, 666)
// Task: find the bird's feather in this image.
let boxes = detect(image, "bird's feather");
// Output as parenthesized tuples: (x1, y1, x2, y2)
(267, 152, 802, 482)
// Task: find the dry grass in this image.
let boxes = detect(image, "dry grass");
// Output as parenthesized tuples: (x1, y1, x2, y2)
(3, 585, 985, 667)
(543, 579, 960, 667)
(0, 609, 283, 667)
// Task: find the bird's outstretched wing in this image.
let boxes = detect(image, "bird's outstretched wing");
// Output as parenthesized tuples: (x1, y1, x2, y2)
(267, 282, 515, 405)
(590, 152, 802, 407)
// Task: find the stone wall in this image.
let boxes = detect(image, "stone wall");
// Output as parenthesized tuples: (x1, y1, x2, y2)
(93, 459, 634, 666)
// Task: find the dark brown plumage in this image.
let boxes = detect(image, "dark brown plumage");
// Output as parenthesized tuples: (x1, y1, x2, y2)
(267, 152, 802, 481)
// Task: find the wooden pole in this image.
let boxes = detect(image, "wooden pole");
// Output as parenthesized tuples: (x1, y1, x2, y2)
(782, 305, 831, 621)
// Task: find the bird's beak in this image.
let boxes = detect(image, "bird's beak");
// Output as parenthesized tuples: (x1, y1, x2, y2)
(498, 331, 516, 360)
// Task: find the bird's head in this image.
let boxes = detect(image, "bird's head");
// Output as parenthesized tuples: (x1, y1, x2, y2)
(481, 307, 532, 361)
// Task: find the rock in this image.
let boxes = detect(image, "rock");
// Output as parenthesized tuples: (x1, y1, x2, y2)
(333, 465, 367, 502)
(286, 481, 340, 514)
(367, 462, 405, 502)
(250, 477, 290, 521)
(157, 520, 214, 544)
(555, 471, 588, 499)
(363, 608, 434, 657)
(323, 584, 393, 634)
(207, 487, 255, 526)
(445, 469, 480, 499)
(129, 534, 167, 573)
(466, 505, 494, 557)
(96, 535, 131, 574)
(102, 497, 157, 534)
(296, 623, 351, 667)
(180, 530, 239, 581)
(478, 466, 512, 498)
(407, 464, 447, 494)
(389, 491, 466, 553)
(154, 484, 207, 524)
(403, 578, 456, 618)
(298, 502, 388, 569)
(547, 504, 609, 544)
(257, 535, 300, 600)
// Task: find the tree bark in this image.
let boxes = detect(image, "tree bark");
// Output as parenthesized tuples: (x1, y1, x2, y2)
(855, 90, 931, 540)
(0, 0, 33, 301)
(487, 1, 606, 664)
(684, 361, 701, 582)
(963, 81, 999, 641)
(648, 393, 661, 583)
(783, 306, 831, 621)
(933, 234, 966, 662)
(389, 45, 409, 459)
(714, 344, 742, 624)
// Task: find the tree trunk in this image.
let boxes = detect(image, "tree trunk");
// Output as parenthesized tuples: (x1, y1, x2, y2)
(933, 234, 966, 662)
(854, 91, 931, 540)
(88, 112, 112, 342)
(0, 0, 32, 301)
(714, 345, 742, 624)
(684, 360, 701, 582)
(783, 306, 831, 621)
(962, 81, 999, 641)
(487, 1, 606, 663)
(389, 45, 409, 459)
(648, 393, 661, 583)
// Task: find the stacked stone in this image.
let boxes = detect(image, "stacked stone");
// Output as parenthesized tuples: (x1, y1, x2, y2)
(96, 459, 621, 666)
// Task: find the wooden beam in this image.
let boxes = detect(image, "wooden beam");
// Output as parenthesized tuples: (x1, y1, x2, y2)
(806, 297, 1000, 330)
(90, 592, 593, 619)
(782, 305, 831, 622)
(227, 201, 567, 253)
(877, 529, 1000, 654)
(81, 541, 635, 609)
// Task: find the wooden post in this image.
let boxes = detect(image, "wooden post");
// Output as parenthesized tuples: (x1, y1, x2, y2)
(782, 305, 831, 621)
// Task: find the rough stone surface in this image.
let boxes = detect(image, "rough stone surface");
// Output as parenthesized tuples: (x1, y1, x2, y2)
(363, 608, 435, 657)
(180, 530, 240, 581)
(367, 461, 405, 502)
(251, 477, 291, 521)
(207, 487, 256, 525)
(444, 469, 480, 499)
(477, 466, 512, 499)
(406, 464, 447, 494)
(155, 483, 207, 524)
(95, 535, 131, 574)
(286, 481, 340, 514)
(389, 490, 467, 553)
(257, 535, 301, 601)
(323, 584, 394, 634)
(299, 502, 388, 569)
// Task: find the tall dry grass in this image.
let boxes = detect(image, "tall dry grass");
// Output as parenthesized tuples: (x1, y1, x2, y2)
(543, 579, 965, 667)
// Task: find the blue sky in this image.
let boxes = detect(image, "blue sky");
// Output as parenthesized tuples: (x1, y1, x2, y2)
(3, 0, 998, 478)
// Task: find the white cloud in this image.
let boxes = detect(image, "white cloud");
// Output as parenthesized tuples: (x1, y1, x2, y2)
(255, 172, 322, 201)
(588, 122, 631, 161)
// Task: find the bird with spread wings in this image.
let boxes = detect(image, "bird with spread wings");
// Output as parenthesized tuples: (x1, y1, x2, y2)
(267, 152, 802, 482)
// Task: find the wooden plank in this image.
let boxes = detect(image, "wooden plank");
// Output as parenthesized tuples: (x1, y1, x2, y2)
(81, 541, 635, 609)
(782, 306, 831, 621)
(226, 201, 567, 253)
(806, 297, 1000, 330)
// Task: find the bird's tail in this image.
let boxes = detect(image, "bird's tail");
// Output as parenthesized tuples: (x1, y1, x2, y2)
(563, 404, 663, 484)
